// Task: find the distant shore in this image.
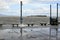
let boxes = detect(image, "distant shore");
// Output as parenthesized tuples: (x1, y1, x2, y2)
(0, 16, 60, 25)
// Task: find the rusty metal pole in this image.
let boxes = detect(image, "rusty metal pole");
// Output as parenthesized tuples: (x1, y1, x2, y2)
(50, 4, 51, 18)
(50, 4, 51, 25)
(20, 1, 23, 39)
(20, 1, 23, 24)
(49, 4, 52, 40)
(57, 3, 58, 20)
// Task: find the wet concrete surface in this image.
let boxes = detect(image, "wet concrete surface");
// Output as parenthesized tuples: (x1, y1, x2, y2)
(0, 25, 60, 40)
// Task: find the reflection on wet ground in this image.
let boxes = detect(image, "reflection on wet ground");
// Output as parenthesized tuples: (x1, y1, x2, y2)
(0, 27, 60, 40)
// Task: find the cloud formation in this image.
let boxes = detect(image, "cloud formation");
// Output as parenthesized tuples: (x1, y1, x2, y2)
(0, 0, 60, 16)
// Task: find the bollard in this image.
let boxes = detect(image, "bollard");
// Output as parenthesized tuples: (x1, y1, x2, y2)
(40, 23, 43, 26)
(31, 24, 34, 26)
(44, 23, 46, 26)
(28, 24, 30, 27)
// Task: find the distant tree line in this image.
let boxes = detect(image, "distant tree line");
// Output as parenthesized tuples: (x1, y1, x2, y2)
(30, 15, 47, 17)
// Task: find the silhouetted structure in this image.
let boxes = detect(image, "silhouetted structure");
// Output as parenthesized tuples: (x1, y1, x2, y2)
(49, 3, 59, 40)
(50, 3, 58, 25)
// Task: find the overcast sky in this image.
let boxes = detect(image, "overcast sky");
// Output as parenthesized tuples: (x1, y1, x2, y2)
(0, 0, 60, 16)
